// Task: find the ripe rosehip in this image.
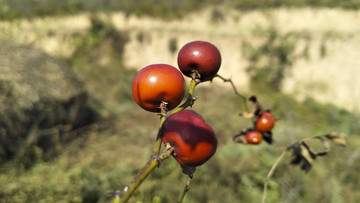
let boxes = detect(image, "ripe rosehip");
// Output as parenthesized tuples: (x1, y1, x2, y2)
(161, 110, 217, 167)
(177, 41, 221, 81)
(132, 64, 185, 112)
(245, 130, 263, 144)
(256, 112, 275, 132)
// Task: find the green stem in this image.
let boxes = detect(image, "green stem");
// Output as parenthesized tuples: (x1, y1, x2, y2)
(152, 114, 166, 155)
(178, 175, 193, 203)
(172, 79, 197, 114)
(153, 79, 197, 155)
(115, 78, 198, 203)
(116, 147, 174, 203)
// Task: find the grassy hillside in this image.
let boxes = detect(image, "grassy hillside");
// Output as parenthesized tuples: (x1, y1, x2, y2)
(0, 17, 359, 203)
(1, 0, 360, 21)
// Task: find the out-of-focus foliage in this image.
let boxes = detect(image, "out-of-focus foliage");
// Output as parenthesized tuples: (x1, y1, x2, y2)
(243, 28, 297, 92)
(1, 0, 360, 21)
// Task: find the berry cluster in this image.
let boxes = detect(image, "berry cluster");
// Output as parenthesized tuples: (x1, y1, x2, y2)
(132, 41, 221, 169)
(127, 41, 278, 202)
(233, 96, 276, 145)
(115, 39, 346, 203)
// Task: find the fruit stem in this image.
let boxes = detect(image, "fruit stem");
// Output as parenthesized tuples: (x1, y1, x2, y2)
(173, 79, 197, 114)
(152, 105, 167, 155)
(116, 147, 174, 203)
(154, 78, 197, 155)
(177, 175, 193, 203)
(215, 74, 249, 111)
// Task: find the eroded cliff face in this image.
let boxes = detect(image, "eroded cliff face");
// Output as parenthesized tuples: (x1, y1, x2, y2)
(1, 7, 359, 112)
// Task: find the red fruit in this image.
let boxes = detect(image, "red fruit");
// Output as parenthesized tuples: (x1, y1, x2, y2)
(256, 112, 275, 132)
(177, 41, 221, 81)
(245, 131, 263, 144)
(132, 64, 185, 112)
(161, 110, 217, 167)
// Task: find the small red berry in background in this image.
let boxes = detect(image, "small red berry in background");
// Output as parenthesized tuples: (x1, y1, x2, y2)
(161, 110, 218, 167)
(132, 64, 185, 112)
(245, 130, 263, 144)
(177, 41, 221, 81)
(256, 112, 276, 132)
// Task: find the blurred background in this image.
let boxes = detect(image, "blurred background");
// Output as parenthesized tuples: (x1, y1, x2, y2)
(0, 0, 359, 202)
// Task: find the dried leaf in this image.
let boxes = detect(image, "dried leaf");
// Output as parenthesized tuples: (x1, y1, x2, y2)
(286, 132, 346, 173)
(321, 138, 331, 151)
(316, 151, 328, 156)
(239, 95, 263, 119)
(313, 136, 331, 155)
(300, 142, 316, 164)
(288, 143, 303, 165)
(233, 133, 247, 144)
(233, 128, 255, 144)
(262, 131, 273, 144)
(239, 111, 255, 118)
(249, 95, 263, 118)
(287, 141, 317, 173)
(325, 132, 347, 147)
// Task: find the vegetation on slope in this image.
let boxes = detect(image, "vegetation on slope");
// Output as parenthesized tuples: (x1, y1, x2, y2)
(1, 0, 360, 21)
(0, 16, 359, 202)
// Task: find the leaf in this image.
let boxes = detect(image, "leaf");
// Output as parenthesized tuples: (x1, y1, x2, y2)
(288, 143, 303, 165)
(300, 142, 317, 164)
(286, 132, 346, 173)
(287, 141, 317, 173)
(316, 151, 328, 156)
(262, 131, 273, 144)
(233, 133, 247, 144)
(239, 95, 263, 119)
(233, 128, 252, 144)
(239, 111, 255, 118)
(313, 136, 331, 155)
(325, 132, 347, 147)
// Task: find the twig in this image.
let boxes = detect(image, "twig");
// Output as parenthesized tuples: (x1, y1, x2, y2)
(114, 76, 199, 203)
(153, 79, 197, 155)
(172, 79, 198, 114)
(215, 74, 248, 111)
(178, 175, 193, 203)
(152, 103, 167, 155)
(116, 147, 174, 203)
(262, 150, 286, 203)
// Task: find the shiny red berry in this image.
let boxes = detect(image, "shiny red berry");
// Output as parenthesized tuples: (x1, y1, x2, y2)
(132, 64, 185, 112)
(256, 112, 275, 132)
(245, 131, 263, 144)
(177, 41, 221, 81)
(161, 110, 217, 167)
